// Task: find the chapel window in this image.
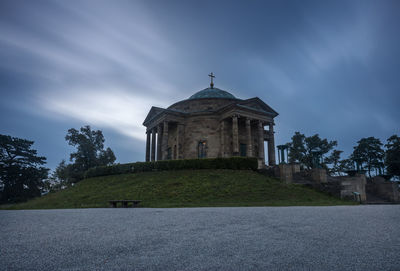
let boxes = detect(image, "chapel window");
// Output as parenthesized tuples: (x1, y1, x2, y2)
(240, 143, 247, 157)
(198, 141, 207, 158)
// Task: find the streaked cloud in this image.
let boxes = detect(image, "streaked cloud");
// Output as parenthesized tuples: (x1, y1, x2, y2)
(0, 0, 181, 143)
(38, 87, 169, 141)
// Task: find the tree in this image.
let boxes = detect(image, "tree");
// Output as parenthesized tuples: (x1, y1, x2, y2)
(287, 132, 337, 170)
(325, 150, 343, 175)
(304, 134, 337, 169)
(288, 132, 306, 164)
(338, 158, 355, 175)
(385, 135, 400, 179)
(51, 160, 79, 186)
(351, 137, 385, 177)
(42, 163, 71, 192)
(55, 126, 116, 183)
(0, 134, 48, 203)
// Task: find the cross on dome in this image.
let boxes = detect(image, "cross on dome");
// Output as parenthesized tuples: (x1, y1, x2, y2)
(208, 72, 215, 88)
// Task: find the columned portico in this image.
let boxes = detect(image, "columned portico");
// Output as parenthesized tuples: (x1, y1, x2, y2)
(162, 121, 169, 160)
(157, 124, 163, 161)
(246, 118, 253, 157)
(145, 131, 151, 162)
(258, 121, 265, 165)
(232, 115, 239, 156)
(268, 122, 276, 166)
(176, 123, 184, 159)
(151, 128, 156, 161)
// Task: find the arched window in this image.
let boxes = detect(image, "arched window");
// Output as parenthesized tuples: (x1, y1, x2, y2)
(198, 141, 207, 158)
(240, 143, 247, 157)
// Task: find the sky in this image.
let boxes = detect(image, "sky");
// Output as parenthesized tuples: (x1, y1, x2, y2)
(0, 0, 399, 170)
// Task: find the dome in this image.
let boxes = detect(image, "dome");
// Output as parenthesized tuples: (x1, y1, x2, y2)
(188, 87, 236, 100)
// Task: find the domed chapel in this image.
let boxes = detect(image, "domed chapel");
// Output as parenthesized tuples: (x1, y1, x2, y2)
(142, 73, 278, 168)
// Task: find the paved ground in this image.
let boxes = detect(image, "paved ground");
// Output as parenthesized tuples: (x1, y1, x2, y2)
(1, 206, 399, 271)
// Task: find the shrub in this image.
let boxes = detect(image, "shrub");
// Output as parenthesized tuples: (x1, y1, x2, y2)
(84, 157, 258, 179)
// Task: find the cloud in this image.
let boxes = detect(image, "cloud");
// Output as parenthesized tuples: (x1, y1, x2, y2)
(0, 1, 176, 90)
(301, 4, 377, 71)
(0, 0, 182, 141)
(38, 87, 170, 141)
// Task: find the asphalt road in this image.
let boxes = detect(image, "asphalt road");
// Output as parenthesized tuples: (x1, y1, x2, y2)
(1, 206, 399, 271)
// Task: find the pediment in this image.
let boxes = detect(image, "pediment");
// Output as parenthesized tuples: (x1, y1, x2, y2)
(142, 106, 165, 126)
(238, 97, 279, 117)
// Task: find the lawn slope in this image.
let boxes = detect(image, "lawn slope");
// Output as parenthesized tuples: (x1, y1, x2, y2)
(3, 170, 355, 209)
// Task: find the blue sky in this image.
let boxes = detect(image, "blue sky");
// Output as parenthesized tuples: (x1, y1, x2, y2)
(0, 0, 399, 170)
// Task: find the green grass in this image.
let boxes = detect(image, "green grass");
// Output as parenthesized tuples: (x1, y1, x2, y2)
(1, 169, 356, 209)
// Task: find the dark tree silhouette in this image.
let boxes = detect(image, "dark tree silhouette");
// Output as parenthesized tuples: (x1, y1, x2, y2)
(351, 137, 385, 177)
(287, 132, 337, 170)
(0, 134, 48, 203)
(54, 125, 116, 183)
(385, 135, 400, 179)
(325, 150, 343, 175)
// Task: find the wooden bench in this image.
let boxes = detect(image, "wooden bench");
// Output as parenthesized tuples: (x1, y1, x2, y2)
(109, 200, 141, 208)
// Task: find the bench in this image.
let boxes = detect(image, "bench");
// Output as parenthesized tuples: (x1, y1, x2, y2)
(109, 200, 141, 208)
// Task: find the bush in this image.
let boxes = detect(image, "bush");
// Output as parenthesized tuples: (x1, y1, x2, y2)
(84, 157, 258, 179)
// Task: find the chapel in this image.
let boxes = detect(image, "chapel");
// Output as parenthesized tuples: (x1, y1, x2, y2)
(142, 74, 278, 168)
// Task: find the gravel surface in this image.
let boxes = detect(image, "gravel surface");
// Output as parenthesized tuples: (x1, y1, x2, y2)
(1, 206, 399, 271)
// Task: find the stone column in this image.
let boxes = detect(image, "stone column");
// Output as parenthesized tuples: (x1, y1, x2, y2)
(157, 124, 163, 161)
(151, 128, 156, 161)
(162, 121, 169, 160)
(220, 120, 225, 157)
(246, 118, 253, 157)
(232, 115, 239, 156)
(145, 130, 150, 162)
(176, 123, 184, 159)
(277, 147, 281, 164)
(258, 121, 265, 165)
(268, 122, 276, 166)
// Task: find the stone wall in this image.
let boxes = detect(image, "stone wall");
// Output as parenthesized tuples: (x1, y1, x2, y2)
(338, 174, 367, 202)
(222, 118, 232, 157)
(368, 176, 399, 202)
(291, 164, 300, 174)
(167, 123, 177, 159)
(278, 164, 293, 184)
(251, 125, 260, 158)
(277, 165, 367, 202)
(182, 115, 221, 159)
(311, 168, 327, 184)
(181, 115, 263, 160)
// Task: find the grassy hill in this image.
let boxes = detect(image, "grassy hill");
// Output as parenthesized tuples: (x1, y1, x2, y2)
(2, 169, 355, 209)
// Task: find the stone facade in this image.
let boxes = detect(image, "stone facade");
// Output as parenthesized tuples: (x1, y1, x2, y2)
(368, 176, 399, 202)
(339, 174, 367, 202)
(311, 168, 328, 184)
(142, 85, 279, 168)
